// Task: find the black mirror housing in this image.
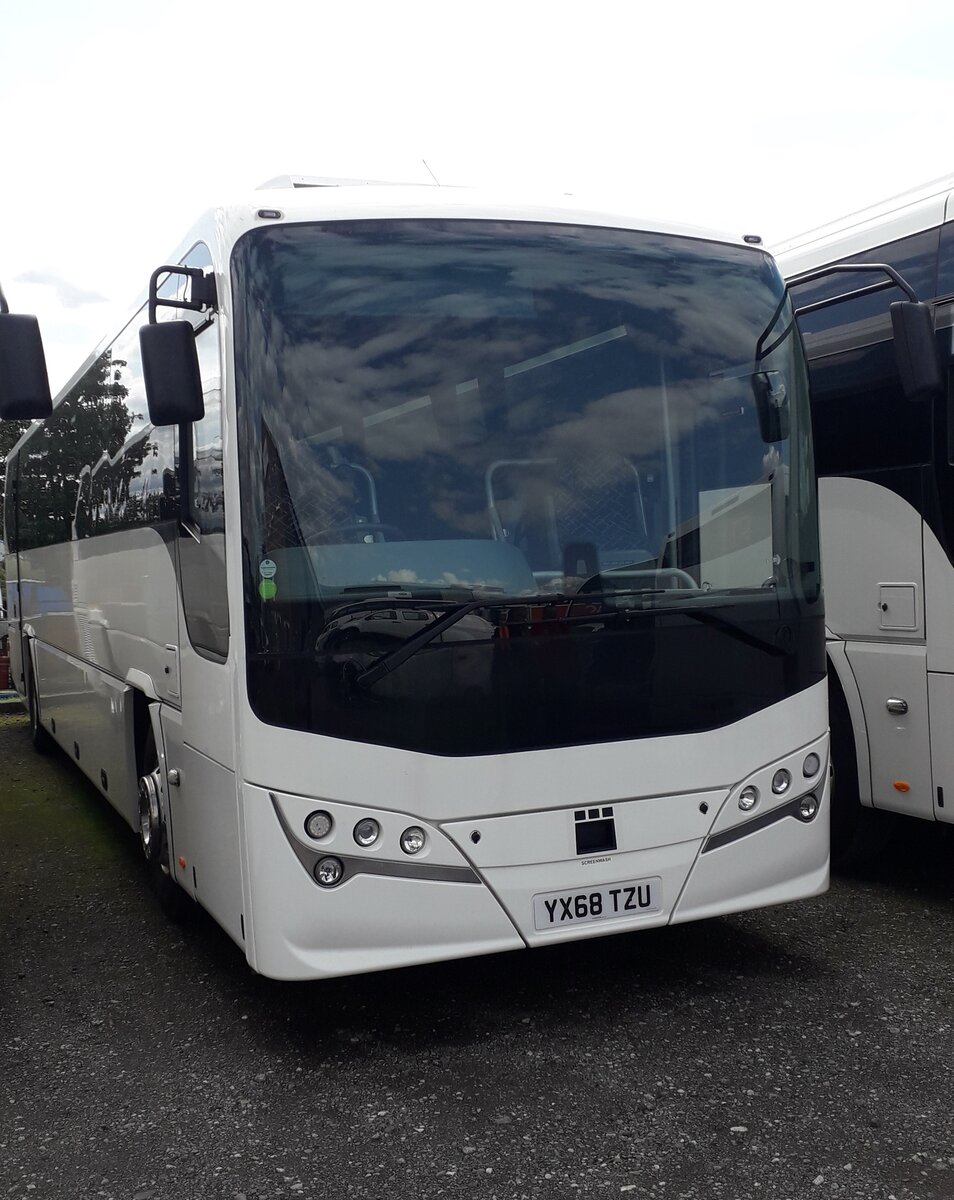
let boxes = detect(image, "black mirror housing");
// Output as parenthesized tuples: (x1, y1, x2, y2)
(140, 320, 205, 426)
(890, 301, 942, 402)
(0, 313, 53, 420)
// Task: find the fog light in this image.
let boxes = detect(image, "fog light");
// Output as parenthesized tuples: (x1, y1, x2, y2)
(315, 856, 344, 886)
(400, 826, 426, 855)
(304, 810, 333, 840)
(353, 818, 380, 848)
(739, 785, 759, 812)
(798, 793, 818, 821)
(803, 753, 821, 778)
(772, 769, 792, 795)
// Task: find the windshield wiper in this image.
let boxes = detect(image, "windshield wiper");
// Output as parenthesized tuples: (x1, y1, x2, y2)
(352, 598, 489, 690)
(350, 589, 682, 690)
(679, 607, 787, 657)
(349, 586, 792, 690)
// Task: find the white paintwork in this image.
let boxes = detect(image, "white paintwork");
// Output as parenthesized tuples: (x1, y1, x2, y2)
(816, 478, 948, 820)
(32, 638, 138, 824)
(844, 641, 933, 820)
(819, 477, 924, 644)
(244, 782, 524, 980)
(922, 520, 954, 674)
(162, 707, 244, 945)
(1, 181, 828, 979)
(671, 768, 829, 925)
(774, 174, 954, 269)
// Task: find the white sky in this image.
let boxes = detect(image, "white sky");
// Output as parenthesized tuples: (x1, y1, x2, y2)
(3, 0, 954, 392)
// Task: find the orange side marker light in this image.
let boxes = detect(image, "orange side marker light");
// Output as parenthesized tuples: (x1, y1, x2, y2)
(893, 781, 911, 793)
(178, 856, 187, 868)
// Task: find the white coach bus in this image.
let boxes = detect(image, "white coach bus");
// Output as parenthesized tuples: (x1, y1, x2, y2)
(0, 177, 839, 979)
(778, 176, 954, 862)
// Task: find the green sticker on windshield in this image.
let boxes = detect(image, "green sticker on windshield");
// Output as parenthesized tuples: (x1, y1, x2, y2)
(259, 579, 277, 602)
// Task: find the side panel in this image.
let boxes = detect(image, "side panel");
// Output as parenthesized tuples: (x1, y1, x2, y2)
(18, 530, 181, 708)
(177, 639, 234, 770)
(844, 641, 933, 819)
(31, 640, 139, 827)
(819, 476, 924, 643)
(923, 520, 954, 824)
(161, 705, 244, 948)
(820, 475, 939, 821)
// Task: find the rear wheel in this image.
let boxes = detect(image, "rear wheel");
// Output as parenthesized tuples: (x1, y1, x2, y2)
(138, 723, 192, 921)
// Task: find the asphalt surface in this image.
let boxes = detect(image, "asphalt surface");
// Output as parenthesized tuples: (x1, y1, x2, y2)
(1, 701, 953, 1200)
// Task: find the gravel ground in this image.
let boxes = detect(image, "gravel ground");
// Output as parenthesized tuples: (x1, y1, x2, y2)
(1, 700, 953, 1200)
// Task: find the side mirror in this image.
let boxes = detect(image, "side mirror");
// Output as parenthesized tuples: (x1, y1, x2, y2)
(139, 320, 205, 426)
(890, 301, 942, 402)
(752, 370, 790, 443)
(0, 313, 53, 420)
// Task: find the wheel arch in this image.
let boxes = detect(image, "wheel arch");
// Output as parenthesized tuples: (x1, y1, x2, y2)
(826, 637, 873, 808)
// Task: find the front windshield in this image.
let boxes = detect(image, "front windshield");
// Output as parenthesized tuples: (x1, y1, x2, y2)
(234, 220, 823, 754)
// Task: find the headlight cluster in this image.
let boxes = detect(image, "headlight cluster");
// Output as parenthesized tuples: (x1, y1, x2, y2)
(736, 750, 823, 819)
(303, 809, 428, 887)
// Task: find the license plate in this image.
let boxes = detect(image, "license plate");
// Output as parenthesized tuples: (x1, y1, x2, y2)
(532, 876, 663, 931)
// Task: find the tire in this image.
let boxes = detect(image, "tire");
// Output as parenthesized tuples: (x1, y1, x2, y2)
(25, 649, 54, 755)
(829, 675, 895, 870)
(140, 723, 192, 922)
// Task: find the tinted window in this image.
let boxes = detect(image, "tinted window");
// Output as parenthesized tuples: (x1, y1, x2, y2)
(789, 230, 939, 475)
(792, 228, 939, 345)
(233, 220, 823, 755)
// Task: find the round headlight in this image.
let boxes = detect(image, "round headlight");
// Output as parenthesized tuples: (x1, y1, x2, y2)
(315, 856, 344, 886)
(400, 826, 426, 855)
(304, 810, 333, 840)
(772, 769, 792, 795)
(353, 818, 380, 848)
(803, 753, 821, 778)
(739, 785, 759, 812)
(798, 794, 818, 821)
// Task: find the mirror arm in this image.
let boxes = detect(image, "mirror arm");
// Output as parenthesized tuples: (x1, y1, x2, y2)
(147, 265, 217, 324)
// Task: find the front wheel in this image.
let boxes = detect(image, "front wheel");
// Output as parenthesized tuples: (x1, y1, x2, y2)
(138, 723, 192, 921)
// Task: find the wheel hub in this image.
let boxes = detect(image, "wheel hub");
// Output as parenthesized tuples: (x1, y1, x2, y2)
(138, 768, 162, 863)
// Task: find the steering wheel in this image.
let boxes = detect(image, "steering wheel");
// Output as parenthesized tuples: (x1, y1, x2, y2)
(314, 522, 406, 545)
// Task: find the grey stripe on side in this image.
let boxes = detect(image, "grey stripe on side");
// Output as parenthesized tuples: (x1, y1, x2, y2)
(701, 792, 818, 854)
